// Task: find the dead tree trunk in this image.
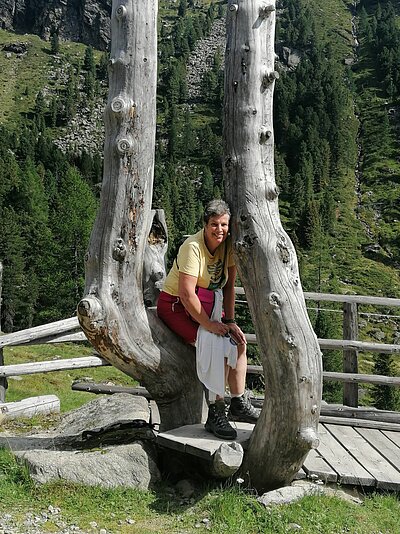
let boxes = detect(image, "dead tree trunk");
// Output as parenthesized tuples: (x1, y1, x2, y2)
(77, 0, 205, 430)
(0, 260, 6, 402)
(223, 0, 322, 492)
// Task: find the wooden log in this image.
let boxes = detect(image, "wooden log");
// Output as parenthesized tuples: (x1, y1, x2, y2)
(237, 287, 400, 307)
(0, 395, 60, 420)
(143, 209, 168, 307)
(224, 0, 322, 492)
(0, 356, 110, 378)
(323, 371, 400, 386)
(77, 0, 205, 432)
(0, 261, 6, 402)
(320, 406, 400, 424)
(0, 317, 80, 348)
(245, 334, 400, 354)
(211, 442, 244, 478)
(248, 364, 400, 386)
(72, 382, 150, 397)
(343, 302, 359, 407)
(320, 416, 400, 432)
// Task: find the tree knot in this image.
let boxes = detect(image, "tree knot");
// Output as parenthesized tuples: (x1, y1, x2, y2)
(268, 292, 281, 308)
(112, 238, 127, 262)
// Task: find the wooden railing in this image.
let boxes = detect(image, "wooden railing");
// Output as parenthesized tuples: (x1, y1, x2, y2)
(0, 290, 399, 409)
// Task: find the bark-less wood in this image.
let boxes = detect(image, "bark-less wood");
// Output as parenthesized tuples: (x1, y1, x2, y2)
(0, 395, 60, 420)
(76, 0, 204, 430)
(223, 0, 322, 491)
(343, 302, 359, 407)
(0, 261, 6, 402)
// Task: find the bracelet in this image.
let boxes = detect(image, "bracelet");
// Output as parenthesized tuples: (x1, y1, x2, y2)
(222, 318, 236, 324)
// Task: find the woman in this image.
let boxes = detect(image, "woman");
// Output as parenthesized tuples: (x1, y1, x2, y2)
(157, 199, 259, 440)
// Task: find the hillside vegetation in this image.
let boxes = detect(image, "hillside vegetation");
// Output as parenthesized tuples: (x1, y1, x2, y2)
(0, 0, 399, 408)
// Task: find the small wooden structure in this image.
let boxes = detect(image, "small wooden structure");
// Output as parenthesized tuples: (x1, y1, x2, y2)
(157, 419, 400, 491)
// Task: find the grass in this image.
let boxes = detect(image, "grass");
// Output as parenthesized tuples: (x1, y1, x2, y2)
(0, 446, 399, 533)
(2, 343, 138, 420)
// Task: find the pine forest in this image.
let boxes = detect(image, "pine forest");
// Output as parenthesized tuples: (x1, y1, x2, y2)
(0, 0, 399, 408)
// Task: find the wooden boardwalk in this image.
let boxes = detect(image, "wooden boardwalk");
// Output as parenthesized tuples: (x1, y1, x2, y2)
(157, 420, 400, 491)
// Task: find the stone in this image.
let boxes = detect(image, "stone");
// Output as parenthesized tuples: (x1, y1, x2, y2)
(257, 481, 323, 507)
(0, 0, 111, 50)
(0, 394, 154, 451)
(15, 442, 160, 489)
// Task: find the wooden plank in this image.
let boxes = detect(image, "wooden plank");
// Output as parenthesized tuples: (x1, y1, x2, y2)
(356, 428, 400, 471)
(323, 372, 400, 386)
(326, 424, 400, 491)
(342, 302, 359, 407)
(234, 286, 400, 307)
(156, 422, 253, 460)
(304, 292, 400, 307)
(383, 431, 400, 448)
(248, 364, 400, 386)
(302, 448, 338, 483)
(0, 317, 80, 348)
(245, 334, 400, 354)
(320, 406, 400, 423)
(0, 348, 6, 403)
(319, 416, 400, 432)
(0, 356, 110, 377)
(315, 424, 375, 486)
(0, 395, 60, 420)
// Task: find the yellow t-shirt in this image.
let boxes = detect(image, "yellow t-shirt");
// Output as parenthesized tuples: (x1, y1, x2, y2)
(162, 229, 235, 296)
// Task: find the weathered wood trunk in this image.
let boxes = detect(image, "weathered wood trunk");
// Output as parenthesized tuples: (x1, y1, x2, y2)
(223, 0, 323, 491)
(0, 260, 6, 402)
(77, 0, 204, 430)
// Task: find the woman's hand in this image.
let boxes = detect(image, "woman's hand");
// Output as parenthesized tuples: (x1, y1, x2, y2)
(227, 323, 247, 345)
(207, 320, 230, 336)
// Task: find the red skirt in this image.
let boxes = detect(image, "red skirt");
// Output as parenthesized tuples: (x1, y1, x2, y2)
(157, 288, 215, 344)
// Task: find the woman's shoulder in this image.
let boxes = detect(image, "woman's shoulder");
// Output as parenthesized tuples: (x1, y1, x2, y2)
(179, 230, 203, 255)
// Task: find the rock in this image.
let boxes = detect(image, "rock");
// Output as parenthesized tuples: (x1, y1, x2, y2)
(0, 0, 111, 50)
(175, 479, 196, 499)
(370, 328, 385, 341)
(257, 481, 323, 507)
(0, 394, 155, 451)
(15, 441, 160, 489)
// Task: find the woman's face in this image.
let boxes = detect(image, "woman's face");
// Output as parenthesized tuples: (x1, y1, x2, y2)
(204, 214, 230, 253)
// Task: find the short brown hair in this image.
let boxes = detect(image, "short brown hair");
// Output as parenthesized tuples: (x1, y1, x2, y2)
(203, 199, 231, 224)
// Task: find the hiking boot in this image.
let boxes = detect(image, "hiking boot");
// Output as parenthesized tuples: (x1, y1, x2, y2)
(205, 401, 237, 440)
(228, 393, 260, 424)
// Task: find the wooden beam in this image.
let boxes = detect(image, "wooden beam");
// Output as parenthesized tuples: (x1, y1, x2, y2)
(248, 365, 400, 387)
(320, 416, 400, 432)
(0, 317, 80, 348)
(234, 287, 400, 307)
(245, 334, 400, 354)
(0, 395, 60, 420)
(0, 356, 109, 377)
(323, 371, 400, 386)
(343, 302, 359, 407)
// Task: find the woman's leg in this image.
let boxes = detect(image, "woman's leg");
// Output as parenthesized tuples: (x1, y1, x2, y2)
(226, 343, 247, 395)
(226, 344, 260, 423)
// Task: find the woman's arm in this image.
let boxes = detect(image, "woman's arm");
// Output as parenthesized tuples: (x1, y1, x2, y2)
(179, 273, 229, 336)
(223, 265, 247, 345)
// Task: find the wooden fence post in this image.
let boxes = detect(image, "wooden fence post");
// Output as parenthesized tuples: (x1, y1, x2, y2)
(343, 302, 359, 407)
(0, 261, 7, 402)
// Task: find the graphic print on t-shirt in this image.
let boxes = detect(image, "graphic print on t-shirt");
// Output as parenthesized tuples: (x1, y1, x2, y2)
(207, 259, 225, 290)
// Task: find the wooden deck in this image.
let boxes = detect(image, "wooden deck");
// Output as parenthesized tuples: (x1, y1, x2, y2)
(157, 420, 400, 491)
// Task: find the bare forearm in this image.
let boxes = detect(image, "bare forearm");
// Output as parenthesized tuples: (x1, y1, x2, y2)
(180, 293, 212, 329)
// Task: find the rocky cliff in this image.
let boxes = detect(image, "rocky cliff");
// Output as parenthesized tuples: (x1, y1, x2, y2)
(0, 0, 111, 50)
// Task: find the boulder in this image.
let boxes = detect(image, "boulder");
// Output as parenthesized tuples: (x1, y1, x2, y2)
(15, 442, 160, 489)
(0, 394, 155, 451)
